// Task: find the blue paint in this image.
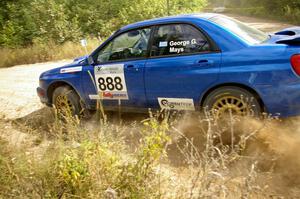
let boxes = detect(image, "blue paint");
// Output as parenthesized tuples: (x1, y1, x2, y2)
(37, 14, 300, 117)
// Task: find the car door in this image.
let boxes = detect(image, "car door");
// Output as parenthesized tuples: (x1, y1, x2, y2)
(145, 23, 221, 111)
(81, 27, 152, 110)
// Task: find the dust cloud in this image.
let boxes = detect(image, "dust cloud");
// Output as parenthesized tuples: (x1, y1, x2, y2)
(171, 113, 300, 196)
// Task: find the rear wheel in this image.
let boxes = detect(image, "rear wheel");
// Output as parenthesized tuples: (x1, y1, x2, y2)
(202, 86, 262, 119)
(52, 86, 82, 117)
(202, 86, 262, 146)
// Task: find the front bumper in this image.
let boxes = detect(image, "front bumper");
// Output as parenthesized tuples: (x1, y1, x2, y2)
(37, 87, 51, 106)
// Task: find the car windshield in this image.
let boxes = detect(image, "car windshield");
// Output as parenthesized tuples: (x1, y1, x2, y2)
(210, 16, 269, 44)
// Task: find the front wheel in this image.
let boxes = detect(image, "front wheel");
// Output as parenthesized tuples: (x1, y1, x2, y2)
(52, 86, 82, 117)
(202, 86, 262, 119)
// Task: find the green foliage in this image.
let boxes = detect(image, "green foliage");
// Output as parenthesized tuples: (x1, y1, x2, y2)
(115, 118, 170, 198)
(30, 0, 82, 44)
(119, 0, 206, 25)
(0, 1, 38, 47)
(0, 0, 207, 48)
(0, 113, 170, 198)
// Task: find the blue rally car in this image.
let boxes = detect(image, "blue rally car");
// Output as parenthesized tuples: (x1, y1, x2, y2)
(37, 13, 300, 118)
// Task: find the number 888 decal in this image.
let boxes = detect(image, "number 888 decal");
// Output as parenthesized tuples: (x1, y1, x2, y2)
(94, 64, 128, 98)
(98, 76, 123, 91)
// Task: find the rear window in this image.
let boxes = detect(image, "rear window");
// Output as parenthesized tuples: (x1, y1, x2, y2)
(210, 16, 269, 44)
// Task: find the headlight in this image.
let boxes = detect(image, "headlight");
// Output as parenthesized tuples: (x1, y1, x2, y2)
(39, 79, 45, 87)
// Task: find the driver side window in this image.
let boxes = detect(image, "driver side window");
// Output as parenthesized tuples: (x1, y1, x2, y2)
(97, 28, 151, 63)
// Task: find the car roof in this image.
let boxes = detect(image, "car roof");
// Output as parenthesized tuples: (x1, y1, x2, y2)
(118, 13, 220, 32)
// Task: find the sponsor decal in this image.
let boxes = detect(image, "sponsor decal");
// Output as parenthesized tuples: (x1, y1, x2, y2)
(159, 41, 168, 47)
(103, 91, 113, 98)
(158, 39, 198, 54)
(169, 47, 184, 53)
(94, 64, 128, 100)
(169, 39, 197, 47)
(60, 66, 82, 73)
(158, 97, 195, 111)
(89, 91, 128, 100)
(89, 94, 99, 100)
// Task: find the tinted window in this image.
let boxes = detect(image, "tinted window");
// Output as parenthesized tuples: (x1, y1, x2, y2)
(210, 16, 269, 44)
(96, 28, 151, 63)
(150, 24, 211, 57)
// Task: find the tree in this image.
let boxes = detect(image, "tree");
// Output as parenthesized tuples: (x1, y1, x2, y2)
(119, 0, 207, 25)
(0, 0, 208, 48)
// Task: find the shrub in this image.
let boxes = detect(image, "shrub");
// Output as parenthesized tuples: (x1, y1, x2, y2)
(0, 110, 171, 198)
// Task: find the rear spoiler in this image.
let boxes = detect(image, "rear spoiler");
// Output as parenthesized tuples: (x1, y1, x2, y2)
(275, 27, 300, 36)
(275, 27, 300, 45)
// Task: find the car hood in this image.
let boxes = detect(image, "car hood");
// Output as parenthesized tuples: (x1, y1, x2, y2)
(40, 55, 88, 78)
(266, 27, 300, 45)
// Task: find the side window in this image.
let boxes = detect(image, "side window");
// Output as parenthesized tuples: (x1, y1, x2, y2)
(150, 24, 211, 57)
(96, 28, 151, 63)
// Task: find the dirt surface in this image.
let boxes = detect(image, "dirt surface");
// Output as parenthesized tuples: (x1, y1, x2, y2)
(0, 60, 70, 119)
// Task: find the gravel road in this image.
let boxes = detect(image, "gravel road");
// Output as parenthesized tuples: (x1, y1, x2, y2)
(0, 60, 71, 119)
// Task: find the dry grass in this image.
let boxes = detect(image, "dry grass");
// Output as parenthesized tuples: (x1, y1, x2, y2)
(1, 105, 300, 198)
(0, 39, 100, 68)
(0, 108, 171, 198)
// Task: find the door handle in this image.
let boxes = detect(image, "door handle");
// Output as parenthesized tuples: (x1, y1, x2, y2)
(126, 64, 139, 71)
(195, 60, 214, 67)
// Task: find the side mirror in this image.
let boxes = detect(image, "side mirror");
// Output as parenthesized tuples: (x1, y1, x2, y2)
(128, 30, 140, 37)
(87, 55, 95, 65)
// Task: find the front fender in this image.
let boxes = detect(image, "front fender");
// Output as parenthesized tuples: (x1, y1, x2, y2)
(42, 73, 84, 105)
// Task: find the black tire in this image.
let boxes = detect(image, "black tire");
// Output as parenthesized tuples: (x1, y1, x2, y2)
(52, 86, 82, 117)
(202, 86, 262, 117)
